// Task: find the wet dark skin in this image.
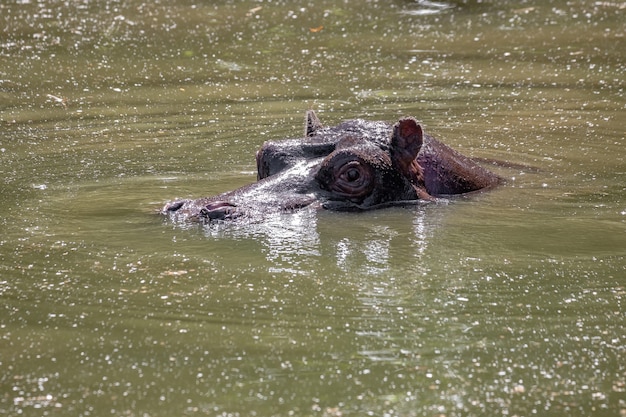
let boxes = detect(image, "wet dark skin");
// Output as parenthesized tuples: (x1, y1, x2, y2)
(162, 111, 502, 222)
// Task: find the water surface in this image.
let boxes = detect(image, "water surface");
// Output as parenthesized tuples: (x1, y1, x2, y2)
(1, 1, 624, 416)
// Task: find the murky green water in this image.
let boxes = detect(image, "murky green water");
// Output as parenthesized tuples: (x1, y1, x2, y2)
(1, 1, 625, 416)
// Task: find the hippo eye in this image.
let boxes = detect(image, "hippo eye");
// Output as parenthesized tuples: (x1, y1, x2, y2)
(316, 155, 375, 201)
(343, 166, 361, 182)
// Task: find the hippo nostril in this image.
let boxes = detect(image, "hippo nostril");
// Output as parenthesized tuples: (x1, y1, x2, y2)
(199, 201, 239, 220)
(163, 199, 189, 213)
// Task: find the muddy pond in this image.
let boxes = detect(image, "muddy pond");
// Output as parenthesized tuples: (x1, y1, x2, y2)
(1, 1, 624, 416)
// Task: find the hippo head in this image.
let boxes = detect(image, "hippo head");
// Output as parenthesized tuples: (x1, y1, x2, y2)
(162, 111, 500, 223)
(313, 119, 430, 210)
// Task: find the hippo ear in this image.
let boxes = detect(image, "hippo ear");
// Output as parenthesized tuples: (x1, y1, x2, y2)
(391, 117, 431, 199)
(391, 117, 423, 167)
(305, 110, 323, 136)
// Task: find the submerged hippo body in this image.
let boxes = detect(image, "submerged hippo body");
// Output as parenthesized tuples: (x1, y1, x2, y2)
(162, 111, 502, 222)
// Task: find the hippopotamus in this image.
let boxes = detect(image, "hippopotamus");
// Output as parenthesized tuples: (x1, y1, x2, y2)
(162, 111, 502, 222)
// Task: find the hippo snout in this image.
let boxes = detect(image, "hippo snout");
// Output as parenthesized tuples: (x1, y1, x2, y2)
(162, 199, 189, 213)
(162, 199, 242, 221)
(199, 201, 240, 220)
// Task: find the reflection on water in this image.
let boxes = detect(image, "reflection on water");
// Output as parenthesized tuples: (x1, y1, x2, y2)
(186, 202, 440, 278)
(402, 1, 455, 16)
(202, 207, 323, 276)
(323, 204, 443, 276)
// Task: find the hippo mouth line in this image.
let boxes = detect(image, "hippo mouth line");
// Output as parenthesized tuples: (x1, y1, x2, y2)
(321, 198, 440, 212)
(166, 196, 431, 222)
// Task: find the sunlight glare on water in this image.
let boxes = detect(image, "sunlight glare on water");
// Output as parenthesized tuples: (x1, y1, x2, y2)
(1, 1, 625, 416)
